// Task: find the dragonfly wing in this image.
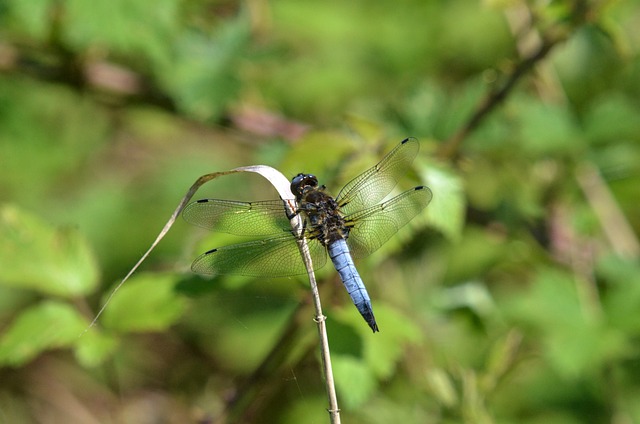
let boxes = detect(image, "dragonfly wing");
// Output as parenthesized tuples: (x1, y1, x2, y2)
(345, 186, 432, 258)
(191, 235, 328, 277)
(183, 199, 291, 236)
(336, 138, 420, 216)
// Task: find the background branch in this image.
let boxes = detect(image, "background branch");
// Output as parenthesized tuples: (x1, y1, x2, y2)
(437, 0, 595, 161)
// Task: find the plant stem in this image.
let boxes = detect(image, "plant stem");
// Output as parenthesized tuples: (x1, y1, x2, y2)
(438, 0, 596, 161)
(295, 220, 341, 423)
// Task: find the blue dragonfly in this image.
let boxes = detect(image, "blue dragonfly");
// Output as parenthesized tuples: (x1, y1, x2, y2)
(183, 138, 432, 332)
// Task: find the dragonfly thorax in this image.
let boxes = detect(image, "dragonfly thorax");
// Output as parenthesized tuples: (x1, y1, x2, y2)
(291, 173, 349, 246)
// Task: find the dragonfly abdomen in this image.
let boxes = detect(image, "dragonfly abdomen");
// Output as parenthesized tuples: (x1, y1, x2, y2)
(327, 239, 379, 333)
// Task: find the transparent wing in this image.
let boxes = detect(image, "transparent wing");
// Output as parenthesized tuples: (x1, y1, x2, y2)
(183, 199, 291, 236)
(345, 186, 432, 258)
(191, 235, 328, 277)
(336, 138, 420, 216)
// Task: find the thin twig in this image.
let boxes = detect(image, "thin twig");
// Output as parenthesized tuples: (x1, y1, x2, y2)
(437, 0, 595, 161)
(297, 238, 341, 423)
(437, 36, 558, 162)
(286, 196, 341, 422)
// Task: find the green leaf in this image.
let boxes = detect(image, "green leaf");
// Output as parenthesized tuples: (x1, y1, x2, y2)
(161, 18, 250, 121)
(343, 115, 386, 142)
(5, 0, 53, 40)
(333, 303, 421, 380)
(505, 268, 627, 378)
(420, 162, 465, 241)
(183, 286, 298, 373)
(0, 204, 99, 297)
(101, 273, 186, 333)
(0, 301, 88, 367)
(362, 305, 422, 379)
(333, 354, 377, 409)
(584, 93, 640, 145)
(279, 396, 334, 424)
(599, 255, 640, 334)
(279, 131, 369, 184)
(515, 99, 582, 155)
(63, 0, 178, 65)
(74, 330, 118, 368)
(0, 80, 110, 204)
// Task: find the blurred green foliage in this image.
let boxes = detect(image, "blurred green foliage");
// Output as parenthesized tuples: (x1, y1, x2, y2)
(1, 0, 640, 423)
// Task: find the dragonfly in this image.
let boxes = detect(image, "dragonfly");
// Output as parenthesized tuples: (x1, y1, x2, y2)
(183, 138, 432, 332)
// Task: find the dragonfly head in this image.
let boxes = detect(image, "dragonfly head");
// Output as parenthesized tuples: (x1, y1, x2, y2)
(290, 173, 318, 198)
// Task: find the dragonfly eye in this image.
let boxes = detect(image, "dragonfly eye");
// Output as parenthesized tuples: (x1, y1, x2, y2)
(290, 173, 318, 196)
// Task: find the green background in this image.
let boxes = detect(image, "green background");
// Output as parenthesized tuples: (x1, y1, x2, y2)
(1, 0, 640, 423)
